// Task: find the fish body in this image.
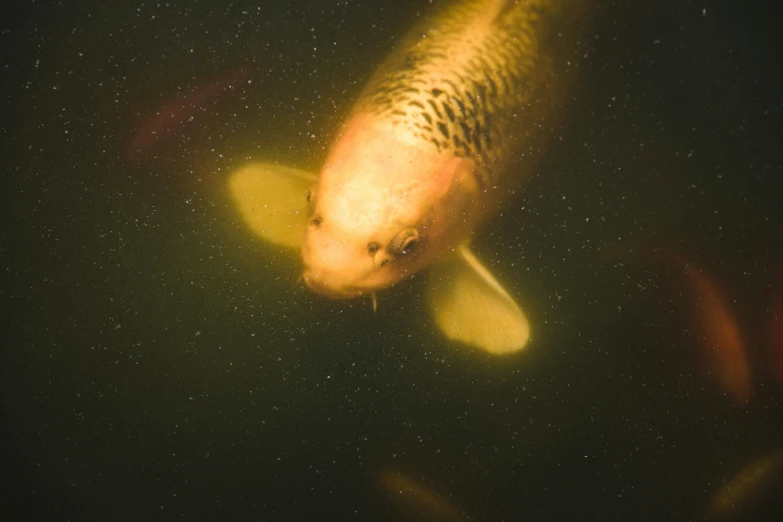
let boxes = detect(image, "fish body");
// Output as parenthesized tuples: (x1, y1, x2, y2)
(620, 245, 752, 405)
(303, 0, 584, 297)
(229, 0, 589, 353)
(706, 449, 783, 520)
(681, 260, 752, 405)
(376, 468, 470, 522)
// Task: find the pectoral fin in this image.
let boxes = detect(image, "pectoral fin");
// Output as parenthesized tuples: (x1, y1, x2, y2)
(228, 162, 316, 249)
(426, 246, 530, 355)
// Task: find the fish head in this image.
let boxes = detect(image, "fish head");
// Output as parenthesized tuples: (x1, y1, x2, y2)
(301, 113, 480, 299)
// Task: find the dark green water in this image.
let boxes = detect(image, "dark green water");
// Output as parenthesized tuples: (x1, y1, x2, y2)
(2, 1, 782, 521)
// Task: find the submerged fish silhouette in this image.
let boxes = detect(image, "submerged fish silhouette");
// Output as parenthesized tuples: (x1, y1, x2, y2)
(705, 449, 783, 520)
(376, 468, 471, 522)
(670, 252, 752, 406)
(619, 245, 753, 406)
(126, 69, 248, 163)
(230, 0, 589, 354)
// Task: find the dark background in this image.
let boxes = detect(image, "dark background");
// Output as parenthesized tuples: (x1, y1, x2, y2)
(2, 1, 782, 520)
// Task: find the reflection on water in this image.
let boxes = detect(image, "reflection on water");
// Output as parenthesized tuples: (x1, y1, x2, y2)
(2, 0, 782, 521)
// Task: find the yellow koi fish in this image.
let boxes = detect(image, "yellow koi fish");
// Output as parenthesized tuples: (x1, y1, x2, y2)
(230, 0, 588, 354)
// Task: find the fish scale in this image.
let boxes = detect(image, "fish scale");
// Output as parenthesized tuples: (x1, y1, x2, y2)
(357, 0, 581, 188)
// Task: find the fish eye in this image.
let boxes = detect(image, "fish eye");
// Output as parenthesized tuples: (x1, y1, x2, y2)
(400, 237, 418, 254)
(368, 242, 380, 255)
(380, 259, 389, 267)
(310, 216, 322, 227)
(390, 228, 420, 256)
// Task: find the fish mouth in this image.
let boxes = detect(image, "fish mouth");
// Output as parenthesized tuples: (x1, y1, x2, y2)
(302, 272, 364, 299)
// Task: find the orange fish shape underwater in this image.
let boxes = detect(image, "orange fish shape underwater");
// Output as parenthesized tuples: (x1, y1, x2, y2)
(228, 0, 592, 355)
(705, 449, 783, 520)
(376, 468, 471, 522)
(629, 246, 753, 406)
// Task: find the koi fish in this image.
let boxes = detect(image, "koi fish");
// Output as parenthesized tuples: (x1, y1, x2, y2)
(705, 449, 783, 520)
(376, 468, 470, 522)
(679, 256, 752, 406)
(229, 0, 588, 354)
(625, 246, 753, 406)
(126, 69, 248, 163)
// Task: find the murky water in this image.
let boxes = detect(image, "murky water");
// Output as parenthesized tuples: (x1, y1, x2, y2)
(2, 1, 782, 520)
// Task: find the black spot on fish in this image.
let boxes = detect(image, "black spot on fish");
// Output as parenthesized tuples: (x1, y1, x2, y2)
(442, 102, 455, 122)
(409, 100, 425, 109)
(421, 112, 433, 125)
(437, 122, 450, 139)
(431, 88, 444, 98)
(459, 121, 471, 142)
(426, 99, 443, 119)
(391, 110, 406, 117)
(472, 129, 483, 152)
(454, 98, 467, 118)
(483, 113, 493, 148)
(466, 91, 479, 111)
(486, 75, 498, 99)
